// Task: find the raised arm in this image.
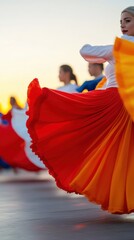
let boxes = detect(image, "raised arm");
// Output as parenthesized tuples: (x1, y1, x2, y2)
(80, 44, 113, 63)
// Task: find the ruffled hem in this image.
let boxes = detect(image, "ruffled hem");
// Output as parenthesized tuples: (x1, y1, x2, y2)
(26, 79, 74, 190)
(26, 78, 134, 214)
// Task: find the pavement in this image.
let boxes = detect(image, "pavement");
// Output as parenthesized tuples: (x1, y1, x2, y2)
(0, 170, 134, 240)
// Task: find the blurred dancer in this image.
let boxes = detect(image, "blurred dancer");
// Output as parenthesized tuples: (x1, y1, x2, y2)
(57, 65, 78, 93)
(2, 96, 22, 123)
(76, 63, 104, 92)
(0, 104, 45, 172)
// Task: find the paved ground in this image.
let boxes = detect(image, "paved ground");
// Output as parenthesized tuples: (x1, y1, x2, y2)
(0, 170, 134, 240)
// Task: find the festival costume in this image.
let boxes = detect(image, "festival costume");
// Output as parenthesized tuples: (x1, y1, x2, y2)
(26, 35, 134, 214)
(76, 74, 104, 92)
(95, 77, 107, 89)
(0, 108, 45, 172)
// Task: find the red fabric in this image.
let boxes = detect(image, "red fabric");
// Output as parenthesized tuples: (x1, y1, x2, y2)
(0, 123, 43, 171)
(27, 79, 134, 214)
(2, 111, 12, 123)
(26, 79, 125, 188)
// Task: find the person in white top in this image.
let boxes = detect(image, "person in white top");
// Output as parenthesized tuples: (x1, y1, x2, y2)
(57, 64, 78, 93)
(80, 7, 134, 89)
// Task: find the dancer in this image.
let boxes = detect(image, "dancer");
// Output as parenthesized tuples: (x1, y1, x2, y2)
(2, 96, 22, 123)
(26, 6, 134, 214)
(57, 64, 78, 92)
(0, 105, 45, 172)
(76, 63, 104, 92)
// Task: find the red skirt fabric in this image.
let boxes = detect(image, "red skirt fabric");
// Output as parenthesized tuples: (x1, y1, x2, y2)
(26, 78, 134, 214)
(0, 123, 44, 172)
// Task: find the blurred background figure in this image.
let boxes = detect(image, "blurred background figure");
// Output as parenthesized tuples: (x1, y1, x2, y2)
(0, 112, 11, 171)
(57, 64, 78, 93)
(0, 96, 45, 172)
(76, 63, 105, 92)
(9, 96, 22, 110)
(2, 96, 22, 123)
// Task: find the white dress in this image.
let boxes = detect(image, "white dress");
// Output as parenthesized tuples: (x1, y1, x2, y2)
(11, 107, 45, 169)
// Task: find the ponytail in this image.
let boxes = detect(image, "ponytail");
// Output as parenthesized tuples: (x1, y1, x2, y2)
(70, 73, 78, 85)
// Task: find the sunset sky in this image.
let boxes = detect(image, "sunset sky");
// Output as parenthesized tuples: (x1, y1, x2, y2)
(0, 0, 133, 112)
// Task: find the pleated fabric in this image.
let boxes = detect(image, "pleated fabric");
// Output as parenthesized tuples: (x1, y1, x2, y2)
(26, 72, 134, 214)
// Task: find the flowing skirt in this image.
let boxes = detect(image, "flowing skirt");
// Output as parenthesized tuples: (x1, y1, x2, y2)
(0, 111, 45, 172)
(26, 37, 134, 214)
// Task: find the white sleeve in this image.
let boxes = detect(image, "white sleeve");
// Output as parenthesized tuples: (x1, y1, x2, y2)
(80, 44, 113, 63)
(121, 35, 134, 42)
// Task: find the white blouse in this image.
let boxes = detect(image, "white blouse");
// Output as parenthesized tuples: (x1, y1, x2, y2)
(57, 83, 78, 93)
(80, 35, 134, 89)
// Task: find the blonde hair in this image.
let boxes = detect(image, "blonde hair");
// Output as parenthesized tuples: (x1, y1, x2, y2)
(122, 6, 134, 16)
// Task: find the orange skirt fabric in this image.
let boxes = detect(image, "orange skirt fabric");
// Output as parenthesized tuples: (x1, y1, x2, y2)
(113, 37, 134, 121)
(26, 76, 134, 214)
